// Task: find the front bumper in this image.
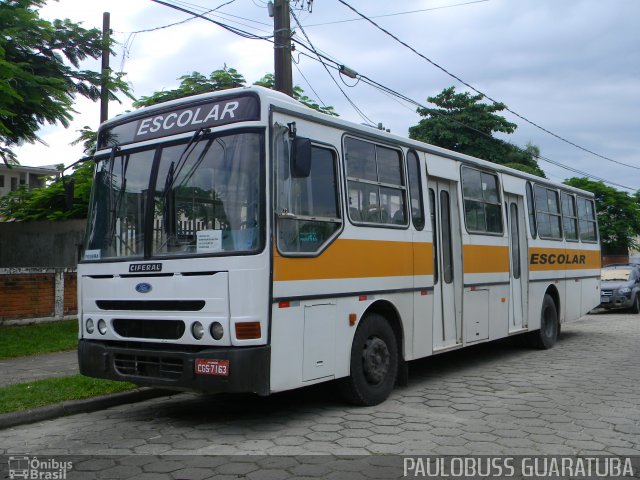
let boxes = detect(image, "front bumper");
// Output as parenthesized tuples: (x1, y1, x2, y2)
(599, 293, 633, 309)
(78, 339, 270, 395)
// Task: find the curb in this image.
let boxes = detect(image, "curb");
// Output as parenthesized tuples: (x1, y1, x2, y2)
(0, 388, 174, 430)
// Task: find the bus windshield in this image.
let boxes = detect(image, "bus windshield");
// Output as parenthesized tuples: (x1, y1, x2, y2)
(84, 131, 264, 261)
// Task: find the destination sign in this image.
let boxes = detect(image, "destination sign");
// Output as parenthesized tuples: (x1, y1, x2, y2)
(97, 94, 259, 149)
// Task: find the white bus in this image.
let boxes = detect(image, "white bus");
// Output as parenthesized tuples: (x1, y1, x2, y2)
(78, 86, 601, 405)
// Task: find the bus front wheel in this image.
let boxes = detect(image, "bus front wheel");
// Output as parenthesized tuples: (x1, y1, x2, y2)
(528, 294, 558, 349)
(339, 313, 399, 406)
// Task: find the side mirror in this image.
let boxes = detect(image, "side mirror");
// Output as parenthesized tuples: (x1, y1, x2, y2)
(291, 137, 312, 178)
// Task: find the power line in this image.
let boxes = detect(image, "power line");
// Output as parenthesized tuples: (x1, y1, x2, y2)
(149, 0, 272, 39)
(148, 0, 635, 190)
(304, 0, 489, 27)
(290, 8, 376, 126)
(130, 0, 236, 33)
(293, 45, 635, 190)
(291, 59, 330, 110)
(334, 0, 640, 171)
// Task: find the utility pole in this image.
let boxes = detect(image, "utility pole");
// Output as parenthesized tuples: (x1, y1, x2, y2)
(273, 0, 293, 97)
(100, 12, 111, 123)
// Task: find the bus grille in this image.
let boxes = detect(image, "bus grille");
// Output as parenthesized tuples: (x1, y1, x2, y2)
(114, 353, 184, 380)
(96, 300, 205, 311)
(113, 319, 185, 340)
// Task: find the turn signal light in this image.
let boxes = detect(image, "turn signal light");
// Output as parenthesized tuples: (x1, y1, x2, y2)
(235, 322, 261, 340)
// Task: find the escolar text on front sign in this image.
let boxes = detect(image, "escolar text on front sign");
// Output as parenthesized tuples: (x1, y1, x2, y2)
(530, 253, 586, 265)
(133, 96, 259, 143)
(137, 102, 239, 137)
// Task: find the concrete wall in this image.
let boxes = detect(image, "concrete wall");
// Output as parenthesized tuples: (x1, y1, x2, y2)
(0, 219, 86, 268)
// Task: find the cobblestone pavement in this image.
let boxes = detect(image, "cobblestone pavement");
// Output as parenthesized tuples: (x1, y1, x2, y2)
(0, 313, 639, 478)
(0, 350, 78, 387)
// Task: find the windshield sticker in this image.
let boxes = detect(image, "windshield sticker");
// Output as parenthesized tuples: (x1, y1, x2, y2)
(197, 230, 223, 253)
(84, 249, 101, 260)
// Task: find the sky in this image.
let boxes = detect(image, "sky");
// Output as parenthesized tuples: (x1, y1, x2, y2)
(16, 0, 640, 191)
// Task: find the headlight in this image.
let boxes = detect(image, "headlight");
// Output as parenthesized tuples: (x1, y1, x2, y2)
(86, 318, 95, 334)
(97, 319, 107, 335)
(210, 322, 224, 340)
(618, 287, 632, 294)
(192, 321, 204, 340)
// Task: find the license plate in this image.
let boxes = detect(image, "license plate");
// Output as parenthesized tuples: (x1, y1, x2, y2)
(600, 296, 610, 303)
(195, 359, 229, 376)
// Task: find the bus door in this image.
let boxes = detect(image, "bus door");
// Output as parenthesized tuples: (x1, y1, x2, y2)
(505, 193, 528, 332)
(428, 178, 462, 350)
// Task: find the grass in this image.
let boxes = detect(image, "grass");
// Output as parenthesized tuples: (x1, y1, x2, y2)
(0, 375, 137, 414)
(0, 320, 78, 359)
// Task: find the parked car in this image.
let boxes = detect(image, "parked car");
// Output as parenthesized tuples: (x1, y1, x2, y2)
(599, 264, 640, 312)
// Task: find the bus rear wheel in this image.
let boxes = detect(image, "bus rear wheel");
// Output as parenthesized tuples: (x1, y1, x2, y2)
(528, 294, 558, 349)
(338, 313, 398, 406)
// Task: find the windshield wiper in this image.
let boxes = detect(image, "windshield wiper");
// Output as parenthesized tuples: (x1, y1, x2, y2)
(159, 128, 209, 246)
(162, 127, 210, 201)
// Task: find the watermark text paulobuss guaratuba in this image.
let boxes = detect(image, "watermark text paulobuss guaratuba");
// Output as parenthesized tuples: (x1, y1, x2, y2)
(403, 457, 635, 477)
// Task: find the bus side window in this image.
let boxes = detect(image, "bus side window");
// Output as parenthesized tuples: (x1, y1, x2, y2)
(345, 137, 407, 227)
(407, 150, 425, 230)
(534, 185, 562, 240)
(526, 182, 537, 239)
(561, 191, 578, 241)
(577, 196, 597, 242)
(429, 188, 438, 285)
(461, 166, 503, 234)
(276, 133, 342, 254)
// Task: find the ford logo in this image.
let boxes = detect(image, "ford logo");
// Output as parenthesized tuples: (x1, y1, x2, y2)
(135, 283, 152, 293)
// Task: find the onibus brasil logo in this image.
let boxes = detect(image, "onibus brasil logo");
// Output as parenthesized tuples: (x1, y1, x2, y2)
(8, 456, 72, 479)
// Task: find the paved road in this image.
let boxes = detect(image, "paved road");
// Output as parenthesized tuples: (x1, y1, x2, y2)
(1, 313, 639, 478)
(0, 350, 78, 387)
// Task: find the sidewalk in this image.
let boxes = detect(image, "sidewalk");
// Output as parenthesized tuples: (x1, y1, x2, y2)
(0, 350, 78, 388)
(0, 350, 173, 429)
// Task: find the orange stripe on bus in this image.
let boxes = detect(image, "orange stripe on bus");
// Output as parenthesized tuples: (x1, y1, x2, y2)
(463, 245, 510, 273)
(529, 247, 601, 271)
(273, 239, 433, 281)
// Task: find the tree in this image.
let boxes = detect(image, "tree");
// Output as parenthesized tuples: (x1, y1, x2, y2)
(254, 74, 337, 116)
(409, 86, 544, 177)
(134, 67, 338, 116)
(133, 66, 246, 108)
(0, 161, 94, 221)
(0, 0, 132, 165)
(1, 65, 337, 221)
(564, 177, 640, 253)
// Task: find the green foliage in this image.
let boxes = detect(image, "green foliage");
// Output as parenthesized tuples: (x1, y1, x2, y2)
(0, 375, 136, 414)
(0, 160, 94, 221)
(0, 0, 133, 165)
(133, 65, 247, 108)
(254, 74, 337, 116)
(564, 177, 640, 253)
(133, 67, 338, 116)
(409, 86, 544, 177)
(0, 320, 78, 359)
(6, 64, 336, 221)
(70, 125, 98, 155)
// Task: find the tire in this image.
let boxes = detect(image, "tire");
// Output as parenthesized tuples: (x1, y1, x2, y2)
(528, 294, 558, 349)
(338, 313, 399, 406)
(631, 294, 640, 314)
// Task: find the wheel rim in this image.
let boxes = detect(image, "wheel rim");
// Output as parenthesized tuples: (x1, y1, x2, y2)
(362, 336, 390, 385)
